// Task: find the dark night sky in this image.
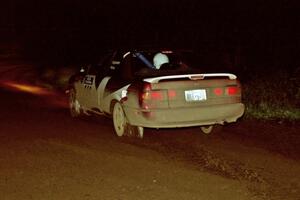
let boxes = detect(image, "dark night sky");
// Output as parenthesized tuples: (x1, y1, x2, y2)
(1, 0, 300, 67)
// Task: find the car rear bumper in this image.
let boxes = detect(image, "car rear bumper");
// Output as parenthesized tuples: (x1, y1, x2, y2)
(124, 103, 245, 128)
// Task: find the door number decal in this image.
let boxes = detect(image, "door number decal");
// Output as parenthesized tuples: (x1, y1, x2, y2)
(84, 76, 94, 85)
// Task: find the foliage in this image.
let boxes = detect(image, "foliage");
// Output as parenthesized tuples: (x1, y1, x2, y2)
(241, 68, 300, 120)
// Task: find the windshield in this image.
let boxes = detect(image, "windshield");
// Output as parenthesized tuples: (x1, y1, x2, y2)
(130, 50, 201, 78)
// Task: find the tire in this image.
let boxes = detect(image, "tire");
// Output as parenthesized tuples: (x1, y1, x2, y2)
(69, 89, 82, 117)
(112, 102, 144, 138)
(200, 125, 214, 134)
(112, 102, 128, 137)
(128, 126, 144, 138)
(136, 126, 144, 138)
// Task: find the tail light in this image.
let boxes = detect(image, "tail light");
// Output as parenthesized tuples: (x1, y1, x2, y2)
(213, 88, 223, 96)
(168, 90, 176, 99)
(213, 86, 240, 96)
(139, 82, 169, 109)
(226, 86, 240, 95)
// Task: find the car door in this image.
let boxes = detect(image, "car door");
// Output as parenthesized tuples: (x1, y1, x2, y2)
(74, 65, 91, 108)
(86, 52, 117, 110)
(81, 73, 96, 108)
(99, 52, 133, 113)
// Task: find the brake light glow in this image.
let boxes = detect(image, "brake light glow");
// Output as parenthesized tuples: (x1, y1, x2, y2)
(227, 86, 238, 95)
(151, 91, 163, 100)
(213, 88, 223, 96)
(168, 90, 176, 99)
(139, 82, 166, 110)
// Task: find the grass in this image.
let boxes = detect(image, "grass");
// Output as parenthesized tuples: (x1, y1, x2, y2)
(241, 68, 300, 121)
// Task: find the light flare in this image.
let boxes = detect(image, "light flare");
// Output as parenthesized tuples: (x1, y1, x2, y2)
(0, 81, 69, 108)
(0, 81, 53, 95)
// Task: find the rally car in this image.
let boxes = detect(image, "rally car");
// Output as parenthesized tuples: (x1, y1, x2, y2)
(68, 49, 245, 138)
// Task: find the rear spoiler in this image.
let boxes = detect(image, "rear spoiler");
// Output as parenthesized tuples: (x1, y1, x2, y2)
(144, 73, 237, 83)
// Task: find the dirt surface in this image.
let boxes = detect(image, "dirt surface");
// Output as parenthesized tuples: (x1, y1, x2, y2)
(0, 63, 299, 200)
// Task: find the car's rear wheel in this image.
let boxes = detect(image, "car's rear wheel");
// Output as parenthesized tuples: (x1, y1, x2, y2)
(136, 126, 144, 138)
(128, 126, 144, 138)
(113, 102, 128, 137)
(69, 89, 82, 117)
(200, 125, 214, 134)
(112, 102, 144, 138)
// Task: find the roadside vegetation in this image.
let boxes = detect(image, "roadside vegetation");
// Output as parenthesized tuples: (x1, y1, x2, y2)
(240, 68, 300, 121)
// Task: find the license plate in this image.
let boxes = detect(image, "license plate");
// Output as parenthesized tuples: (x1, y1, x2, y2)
(185, 89, 207, 101)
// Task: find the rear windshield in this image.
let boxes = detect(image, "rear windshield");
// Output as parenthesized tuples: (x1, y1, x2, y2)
(130, 51, 202, 78)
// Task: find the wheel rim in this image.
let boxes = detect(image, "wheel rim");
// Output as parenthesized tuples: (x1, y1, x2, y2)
(113, 102, 126, 137)
(69, 90, 80, 117)
(201, 125, 213, 134)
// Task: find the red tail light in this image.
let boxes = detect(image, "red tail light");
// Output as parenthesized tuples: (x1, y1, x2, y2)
(213, 88, 223, 96)
(139, 82, 167, 109)
(227, 86, 239, 95)
(151, 91, 163, 100)
(139, 83, 152, 102)
(168, 90, 176, 99)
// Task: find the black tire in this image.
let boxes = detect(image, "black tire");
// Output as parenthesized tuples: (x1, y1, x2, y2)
(112, 102, 144, 138)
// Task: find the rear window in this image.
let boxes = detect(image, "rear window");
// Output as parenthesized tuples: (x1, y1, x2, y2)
(131, 51, 202, 78)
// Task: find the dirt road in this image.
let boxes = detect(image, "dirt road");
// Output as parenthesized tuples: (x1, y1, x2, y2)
(0, 86, 299, 200)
